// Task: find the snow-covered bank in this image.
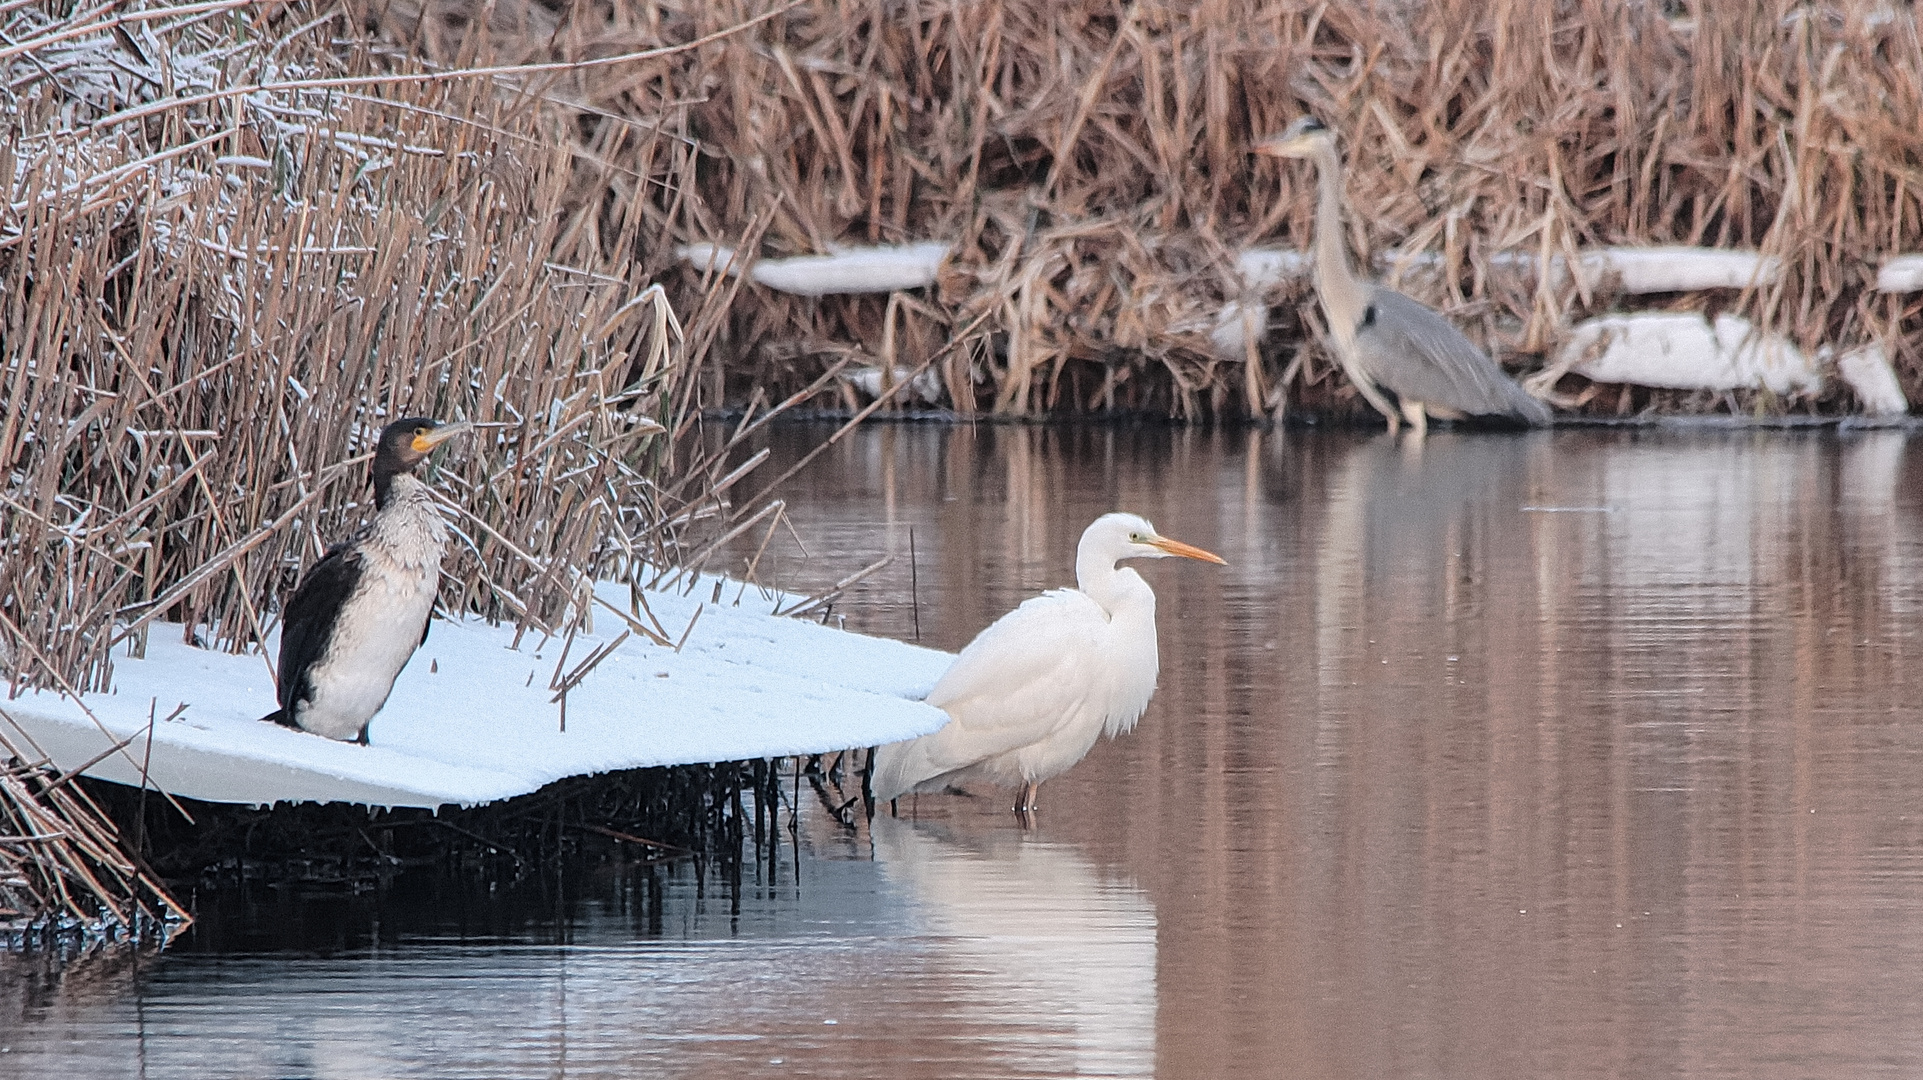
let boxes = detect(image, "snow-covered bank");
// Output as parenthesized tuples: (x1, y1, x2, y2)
(3, 578, 953, 809)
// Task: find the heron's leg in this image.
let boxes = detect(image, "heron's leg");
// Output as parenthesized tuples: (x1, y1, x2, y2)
(1384, 409, 1400, 436)
(1015, 781, 1039, 812)
(1400, 400, 1428, 438)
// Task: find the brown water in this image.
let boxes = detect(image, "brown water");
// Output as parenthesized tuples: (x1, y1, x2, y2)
(8, 423, 1923, 1079)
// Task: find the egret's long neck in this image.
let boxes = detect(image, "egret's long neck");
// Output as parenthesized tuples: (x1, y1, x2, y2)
(1076, 548, 1154, 619)
(1309, 140, 1368, 340)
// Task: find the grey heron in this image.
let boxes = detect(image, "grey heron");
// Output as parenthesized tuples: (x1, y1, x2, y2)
(1255, 117, 1551, 434)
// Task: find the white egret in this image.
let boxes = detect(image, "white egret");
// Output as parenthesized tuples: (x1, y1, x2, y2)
(871, 512, 1226, 812)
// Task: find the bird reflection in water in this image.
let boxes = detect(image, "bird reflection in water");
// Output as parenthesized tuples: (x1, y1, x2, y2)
(871, 813, 1156, 1078)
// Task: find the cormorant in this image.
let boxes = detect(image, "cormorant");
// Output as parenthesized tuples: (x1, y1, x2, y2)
(261, 418, 470, 743)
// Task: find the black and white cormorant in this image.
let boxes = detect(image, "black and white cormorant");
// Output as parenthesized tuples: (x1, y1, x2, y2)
(261, 418, 470, 743)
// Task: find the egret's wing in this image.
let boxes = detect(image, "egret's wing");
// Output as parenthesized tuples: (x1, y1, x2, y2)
(1355, 288, 1550, 423)
(918, 588, 1108, 767)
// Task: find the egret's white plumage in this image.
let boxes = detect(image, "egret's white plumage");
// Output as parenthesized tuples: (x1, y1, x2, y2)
(871, 512, 1225, 811)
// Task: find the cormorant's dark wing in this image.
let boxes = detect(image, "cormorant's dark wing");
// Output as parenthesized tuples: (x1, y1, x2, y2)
(274, 542, 365, 715)
(1354, 287, 1551, 424)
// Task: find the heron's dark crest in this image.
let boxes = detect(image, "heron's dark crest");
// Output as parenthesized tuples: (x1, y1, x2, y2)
(1254, 115, 1335, 158)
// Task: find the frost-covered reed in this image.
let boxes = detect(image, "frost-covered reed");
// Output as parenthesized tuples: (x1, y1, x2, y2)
(0, 2, 802, 698)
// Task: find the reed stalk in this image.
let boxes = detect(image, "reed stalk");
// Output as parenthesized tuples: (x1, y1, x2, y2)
(355, 0, 1922, 419)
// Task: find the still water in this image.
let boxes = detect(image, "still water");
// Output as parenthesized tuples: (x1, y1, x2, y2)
(8, 423, 1923, 1078)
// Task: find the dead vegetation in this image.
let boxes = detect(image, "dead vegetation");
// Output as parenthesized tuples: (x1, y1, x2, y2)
(0, 724, 187, 942)
(0, 2, 813, 701)
(5, 1, 1918, 689)
(357, 0, 1923, 419)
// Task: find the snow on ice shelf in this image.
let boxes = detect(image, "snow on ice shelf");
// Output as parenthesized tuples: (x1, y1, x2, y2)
(1, 577, 955, 810)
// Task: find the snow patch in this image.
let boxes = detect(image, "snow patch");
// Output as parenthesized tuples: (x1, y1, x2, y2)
(1235, 245, 1780, 295)
(844, 365, 945, 404)
(1834, 343, 1908, 416)
(678, 242, 950, 296)
(1208, 301, 1267, 359)
(1559, 312, 1821, 395)
(1877, 255, 1923, 293)
(1570, 247, 1779, 293)
(1236, 248, 1310, 290)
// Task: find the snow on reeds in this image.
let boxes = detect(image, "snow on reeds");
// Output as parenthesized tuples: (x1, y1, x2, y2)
(0, 1, 801, 703)
(354, 0, 1923, 419)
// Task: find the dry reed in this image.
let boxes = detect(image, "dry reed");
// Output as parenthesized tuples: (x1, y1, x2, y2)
(8, 0, 1920, 689)
(0, 1, 799, 696)
(355, 0, 1923, 419)
(0, 722, 187, 941)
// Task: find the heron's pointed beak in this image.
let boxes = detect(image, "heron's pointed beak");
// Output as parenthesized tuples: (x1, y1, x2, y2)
(1252, 134, 1308, 159)
(412, 420, 471, 453)
(1148, 535, 1227, 565)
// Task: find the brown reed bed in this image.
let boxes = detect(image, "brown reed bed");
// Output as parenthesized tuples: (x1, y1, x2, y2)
(0, 727, 187, 946)
(355, 0, 1923, 420)
(0, 1, 811, 699)
(0, 2, 819, 929)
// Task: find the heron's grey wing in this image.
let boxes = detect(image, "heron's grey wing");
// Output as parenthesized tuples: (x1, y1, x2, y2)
(1353, 288, 1550, 423)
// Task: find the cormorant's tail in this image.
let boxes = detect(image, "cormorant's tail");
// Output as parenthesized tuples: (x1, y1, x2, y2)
(258, 708, 298, 729)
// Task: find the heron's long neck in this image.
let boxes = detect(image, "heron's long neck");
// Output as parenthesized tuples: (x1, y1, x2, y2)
(1309, 142, 1368, 339)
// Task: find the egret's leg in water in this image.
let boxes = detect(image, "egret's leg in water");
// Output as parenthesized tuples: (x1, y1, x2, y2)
(1016, 781, 1039, 813)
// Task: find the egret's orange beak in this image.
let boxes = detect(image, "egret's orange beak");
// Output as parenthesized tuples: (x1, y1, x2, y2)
(1149, 535, 1227, 565)
(410, 420, 471, 453)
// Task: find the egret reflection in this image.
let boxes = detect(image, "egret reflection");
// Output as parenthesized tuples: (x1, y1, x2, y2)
(871, 814, 1157, 1078)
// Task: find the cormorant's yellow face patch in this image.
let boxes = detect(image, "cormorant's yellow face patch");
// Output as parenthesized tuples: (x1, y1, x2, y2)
(410, 428, 433, 452)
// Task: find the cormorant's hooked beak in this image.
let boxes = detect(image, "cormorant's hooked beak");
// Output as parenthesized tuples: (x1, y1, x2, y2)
(410, 420, 471, 453)
(1147, 534, 1227, 565)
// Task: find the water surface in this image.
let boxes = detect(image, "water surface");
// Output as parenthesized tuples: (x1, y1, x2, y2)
(8, 424, 1923, 1078)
